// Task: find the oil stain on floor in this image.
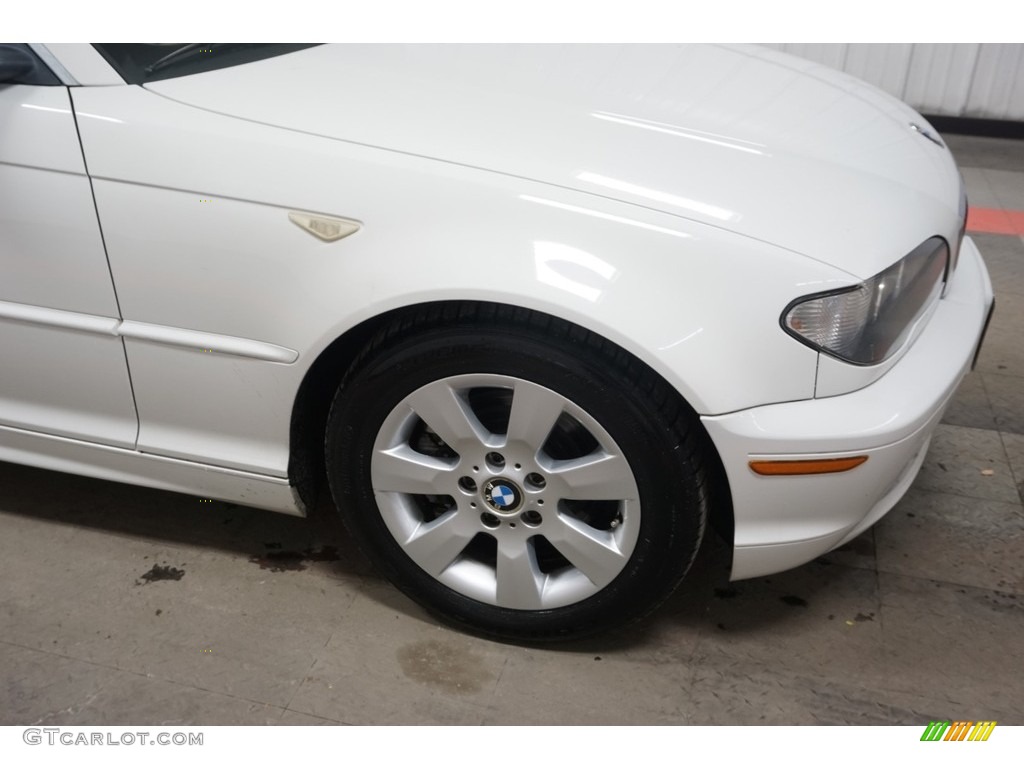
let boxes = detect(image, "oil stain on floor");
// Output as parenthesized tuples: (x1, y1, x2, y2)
(396, 639, 488, 695)
(249, 545, 340, 572)
(137, 563, 185, 584)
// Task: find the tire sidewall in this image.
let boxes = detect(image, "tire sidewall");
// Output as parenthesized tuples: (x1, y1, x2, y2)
(326, 324, 704, 639)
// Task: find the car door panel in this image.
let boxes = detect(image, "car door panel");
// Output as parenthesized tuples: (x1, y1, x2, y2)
(0, 162, 121, 314)
(0, 84, 137, 447)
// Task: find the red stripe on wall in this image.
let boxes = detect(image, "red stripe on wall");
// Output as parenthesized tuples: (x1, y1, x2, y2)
(967, 207, 1024, 235)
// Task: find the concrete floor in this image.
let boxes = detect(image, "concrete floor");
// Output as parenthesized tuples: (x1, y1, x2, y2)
(2, 134, 1023, 726)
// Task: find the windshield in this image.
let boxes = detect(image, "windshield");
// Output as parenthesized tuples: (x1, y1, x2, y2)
(92, 44, 321, 84)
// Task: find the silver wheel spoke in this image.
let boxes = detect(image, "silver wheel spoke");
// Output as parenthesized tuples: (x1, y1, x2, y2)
(495, 538, 545, 609)
(505, 380, 565, 449)
(546, 514, 627, 588)
(372, 374, 642, 611)
(407, 382, 490, 450)
(402, 512, 476, 577)
(373, 445, 454, 494)
(549, 452, 637, 501)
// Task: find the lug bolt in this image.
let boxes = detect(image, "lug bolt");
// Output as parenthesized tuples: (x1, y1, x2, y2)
(521, 509, 543, 527)
(526, 472, 546, 490)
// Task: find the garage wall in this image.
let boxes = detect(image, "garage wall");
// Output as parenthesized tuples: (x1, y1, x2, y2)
(762, 44, 1024, 120)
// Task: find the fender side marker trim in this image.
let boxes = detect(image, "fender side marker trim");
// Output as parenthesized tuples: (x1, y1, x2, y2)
(288, 211, 361, 242)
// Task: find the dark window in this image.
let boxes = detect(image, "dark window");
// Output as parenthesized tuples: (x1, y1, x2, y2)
(92, 44, 320, 84)
(0, 44, 60, 85)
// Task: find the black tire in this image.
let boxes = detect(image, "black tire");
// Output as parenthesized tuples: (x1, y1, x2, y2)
(325, 303, 710, 641)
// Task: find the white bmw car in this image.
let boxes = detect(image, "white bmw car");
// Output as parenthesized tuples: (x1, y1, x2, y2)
(0, 43, 994, 640)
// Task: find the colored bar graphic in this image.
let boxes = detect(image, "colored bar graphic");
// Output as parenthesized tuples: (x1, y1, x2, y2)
(920, 719, 996, 741)
(945, 721, 971, 740)
(966, 207, 1024, 236)
(968, 721, 997, 741)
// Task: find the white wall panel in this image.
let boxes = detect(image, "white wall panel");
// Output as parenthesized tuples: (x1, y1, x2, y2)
(903, 44, 979, 115)
(966, 44, 1024, 120)
(762, 43, 1024, 121)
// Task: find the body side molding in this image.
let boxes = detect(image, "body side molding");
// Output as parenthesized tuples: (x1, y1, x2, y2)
(0, 299, 298, 363)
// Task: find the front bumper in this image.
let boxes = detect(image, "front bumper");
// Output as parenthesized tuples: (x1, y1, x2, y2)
(702, 236, 994, 580)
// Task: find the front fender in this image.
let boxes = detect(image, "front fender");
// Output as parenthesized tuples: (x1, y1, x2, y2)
(75, 85, 845, 476)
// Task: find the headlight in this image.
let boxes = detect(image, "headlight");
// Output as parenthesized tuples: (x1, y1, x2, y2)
(950, 176, 968, 282)
(782, 237, 949, 365)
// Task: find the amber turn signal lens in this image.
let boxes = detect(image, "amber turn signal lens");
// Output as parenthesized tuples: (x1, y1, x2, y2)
(749, 456, 868, 476)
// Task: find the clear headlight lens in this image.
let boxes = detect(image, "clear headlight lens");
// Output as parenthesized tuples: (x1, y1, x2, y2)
(783, 237, 949, 365)
(950, 176, 968, 282)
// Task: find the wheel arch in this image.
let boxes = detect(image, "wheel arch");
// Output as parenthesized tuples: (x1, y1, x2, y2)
(287, 299, 734, 550)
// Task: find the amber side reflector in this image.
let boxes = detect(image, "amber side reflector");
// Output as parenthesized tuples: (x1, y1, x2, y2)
(749, 456, 869, 476)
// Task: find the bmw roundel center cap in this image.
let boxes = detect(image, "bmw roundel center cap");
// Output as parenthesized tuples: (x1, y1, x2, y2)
(484, 478, 522, 513)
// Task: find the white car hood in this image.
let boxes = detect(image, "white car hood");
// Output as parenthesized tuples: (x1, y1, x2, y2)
(147, 44, 962, 279)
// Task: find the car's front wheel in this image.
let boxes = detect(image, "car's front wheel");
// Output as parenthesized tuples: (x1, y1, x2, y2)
(325, 305, 711, 641)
